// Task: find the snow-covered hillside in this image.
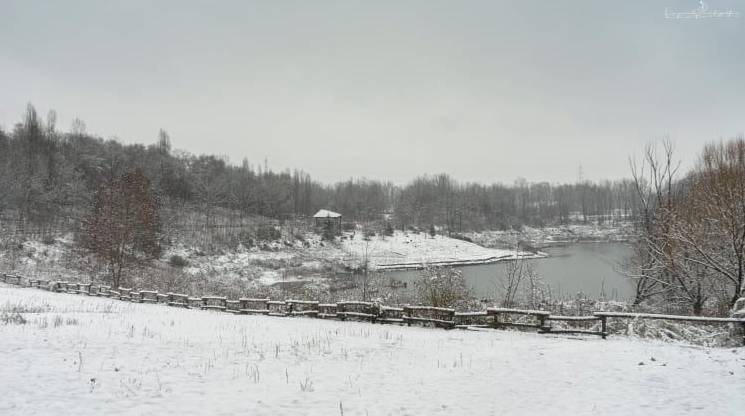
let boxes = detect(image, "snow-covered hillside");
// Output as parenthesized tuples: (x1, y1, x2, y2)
(341, 231, 544, 270)
(1, 285, 743, 415)
(3, 230, 542, 291)
(469, 222, 634, 248)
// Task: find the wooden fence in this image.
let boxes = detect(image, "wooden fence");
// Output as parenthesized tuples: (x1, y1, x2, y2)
(2, 272, 745, 344)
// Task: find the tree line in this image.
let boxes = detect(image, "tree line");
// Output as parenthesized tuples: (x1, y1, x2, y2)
(0, 104, 638, 237)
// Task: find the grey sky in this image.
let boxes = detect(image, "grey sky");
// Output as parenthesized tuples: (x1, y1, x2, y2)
(1, 0, 743, 184)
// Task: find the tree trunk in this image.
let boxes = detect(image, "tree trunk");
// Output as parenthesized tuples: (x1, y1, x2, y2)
(692, 300, 703, 316)
(731, 264, 743, 308)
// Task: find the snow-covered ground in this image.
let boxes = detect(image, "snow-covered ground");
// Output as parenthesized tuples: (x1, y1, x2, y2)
(469, 221, 634, 249)
(166, 230, 545, 277)
(2, 285, 743, 416)
(165, 242, 330, 286)
(2, 230, 545, 290)
(341, 231, 544, 270)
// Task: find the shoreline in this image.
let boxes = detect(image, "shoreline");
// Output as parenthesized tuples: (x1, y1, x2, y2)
(373, 252, 548, 271)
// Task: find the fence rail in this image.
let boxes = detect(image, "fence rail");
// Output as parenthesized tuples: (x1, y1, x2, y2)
(2, 272, 744, 344)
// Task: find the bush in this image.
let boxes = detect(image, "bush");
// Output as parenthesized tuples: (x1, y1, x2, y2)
(237, 231, 255, 248)
(1, 311, 27, 325)
(169, 255, 189, 268)
(256, 224, 281, 242)
(415, 267, 471, 308)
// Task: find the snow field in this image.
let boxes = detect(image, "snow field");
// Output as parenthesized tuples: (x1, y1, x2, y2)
(1, 285, 744, 415)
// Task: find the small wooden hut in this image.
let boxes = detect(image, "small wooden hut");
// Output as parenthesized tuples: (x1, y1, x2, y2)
(313, 209, 342, 231)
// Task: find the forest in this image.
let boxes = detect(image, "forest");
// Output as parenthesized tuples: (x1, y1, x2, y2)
(0, 104, 637, 238)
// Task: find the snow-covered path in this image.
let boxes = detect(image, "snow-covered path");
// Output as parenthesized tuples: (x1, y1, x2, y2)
(1, 285, 743, 415)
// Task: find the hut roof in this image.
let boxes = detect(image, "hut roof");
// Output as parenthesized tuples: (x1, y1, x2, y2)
(313, 209, 342, 218)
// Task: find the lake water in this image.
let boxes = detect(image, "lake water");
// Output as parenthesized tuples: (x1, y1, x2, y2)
(383, 242, 635, 301)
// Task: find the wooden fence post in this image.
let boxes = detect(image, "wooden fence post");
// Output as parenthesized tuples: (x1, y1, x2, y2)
(492, 311, 500, 329)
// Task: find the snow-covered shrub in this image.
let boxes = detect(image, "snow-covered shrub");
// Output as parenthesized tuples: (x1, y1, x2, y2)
(415, 266, 471, 308)
(238, 231, 255, 248)
(1, 311, 27, 325)
(256, 225, 281, 242)
(606, 318, 737, 347)
(169, 255, 189, 268)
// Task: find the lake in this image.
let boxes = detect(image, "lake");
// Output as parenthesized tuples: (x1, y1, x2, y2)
(383, 242, 635, 301)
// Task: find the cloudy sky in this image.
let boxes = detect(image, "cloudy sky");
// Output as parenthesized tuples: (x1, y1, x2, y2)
(1, 0, 743, 184)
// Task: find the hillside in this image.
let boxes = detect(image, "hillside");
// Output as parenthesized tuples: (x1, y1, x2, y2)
(1, 285, 743, 415)
(0, 229, 538, 299)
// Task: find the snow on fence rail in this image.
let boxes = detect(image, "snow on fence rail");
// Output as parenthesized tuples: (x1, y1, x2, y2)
(403, 306, 455, 328)
(593, 311, 745, 324)
(287, 300, 320, 317)
(267, 300, 289, 316)
(337, 301, 378, 321)
(318, 303, 338, 319)
(2, 272, 745, 344)
(238, 298, 270, 314)
(487, 307, 552, 333)
(543, 315, 607, 338)
(379, 306, 404, 324)
(202, 296, 227, 311)
(168, 293, 189, 307)
(140, 290, 159, 304)
(118, 287, 133, 301)
(27, 278, 47, 288)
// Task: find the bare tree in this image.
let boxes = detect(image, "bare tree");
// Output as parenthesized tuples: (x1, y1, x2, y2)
(498, 248, 547, 309)
(627, 138, 680, 305)
(82, 169, 161, 288)
(629, 137, 745, 314)
(669, 138, 745, 308)
(500, 252, 526, 308)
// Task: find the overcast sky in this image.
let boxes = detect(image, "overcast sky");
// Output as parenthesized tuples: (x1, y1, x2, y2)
(1, 0, 743, 184)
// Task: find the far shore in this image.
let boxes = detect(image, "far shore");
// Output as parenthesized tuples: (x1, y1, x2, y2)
(373, 251, 548, 271)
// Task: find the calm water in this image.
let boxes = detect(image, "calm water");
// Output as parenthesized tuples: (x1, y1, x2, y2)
(384, 242, 634, 301)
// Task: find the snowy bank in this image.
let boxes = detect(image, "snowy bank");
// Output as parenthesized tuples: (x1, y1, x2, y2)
(469, 221, 634, 249)
(340, 231, 545, 271)
(1, 285, 743, 416)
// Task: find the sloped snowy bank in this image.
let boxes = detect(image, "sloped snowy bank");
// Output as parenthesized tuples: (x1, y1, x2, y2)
(340, 231, 544, 270)
(1, 285, 743, 416)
